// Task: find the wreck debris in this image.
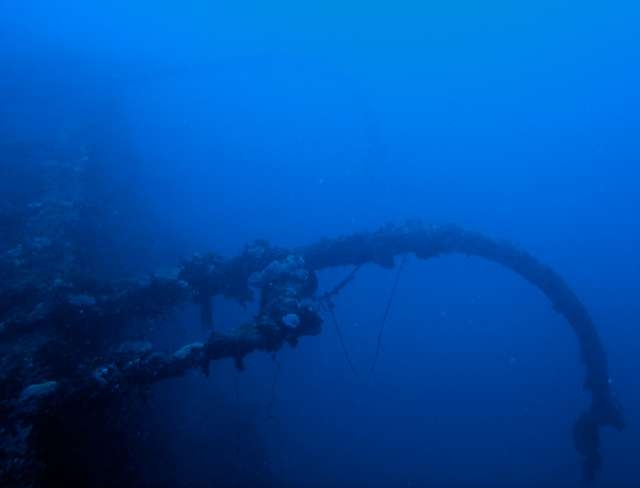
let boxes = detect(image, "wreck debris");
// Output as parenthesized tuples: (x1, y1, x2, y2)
(1, 221, 625, 484)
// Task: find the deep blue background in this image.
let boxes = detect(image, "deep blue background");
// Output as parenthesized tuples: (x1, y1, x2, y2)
(1, 1, 638, 485)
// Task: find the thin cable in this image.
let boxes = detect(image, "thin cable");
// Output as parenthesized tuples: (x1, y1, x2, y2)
(320, 265, 361, 376)
(266, 354, 281, 424)
(321, 264, 361, 302)
(369, 255, 408, 377)
(322, 301, 359, 376)
(233, 371, 240, 403)
(233, 372, 242, 456)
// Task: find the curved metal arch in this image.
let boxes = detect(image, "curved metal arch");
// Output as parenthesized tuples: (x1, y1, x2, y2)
(300, 222, 624, 481)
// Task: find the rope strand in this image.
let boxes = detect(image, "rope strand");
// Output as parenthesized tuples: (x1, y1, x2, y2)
(323, 301, 359, 376)
(320, 265, 361, 376)
(266, 354, 281, 424)
(369, 255, 408, 377)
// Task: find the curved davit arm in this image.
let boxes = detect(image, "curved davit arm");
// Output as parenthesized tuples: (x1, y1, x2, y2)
(300, 222, 625, 480)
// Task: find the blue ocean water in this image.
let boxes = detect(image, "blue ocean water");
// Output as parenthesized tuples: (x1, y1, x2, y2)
(1, 1, 638, 486)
